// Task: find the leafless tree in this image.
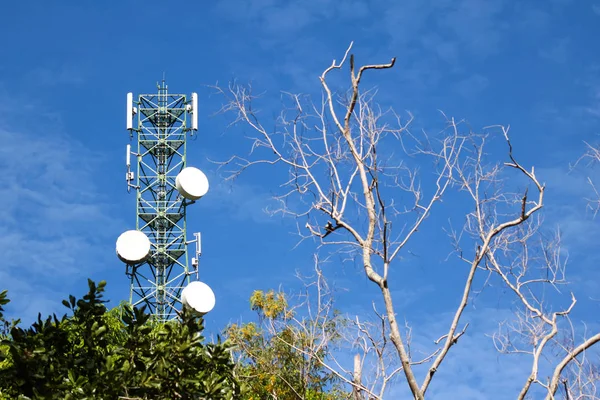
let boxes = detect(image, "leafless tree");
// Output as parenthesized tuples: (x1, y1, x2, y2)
(213, 42, 600, 399)
(572, 142, 600, 217)
(281, 261, 404, 400)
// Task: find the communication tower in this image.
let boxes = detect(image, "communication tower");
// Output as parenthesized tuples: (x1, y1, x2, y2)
(116, 80, 215, 321)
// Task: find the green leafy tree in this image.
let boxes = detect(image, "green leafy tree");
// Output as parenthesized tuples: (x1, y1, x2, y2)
(0, 289, 18, 384)
(227, 287, 350, 400)
(0, 279, 240, 399)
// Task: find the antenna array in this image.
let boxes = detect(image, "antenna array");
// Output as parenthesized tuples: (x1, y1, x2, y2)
(117, 81, 213, 321)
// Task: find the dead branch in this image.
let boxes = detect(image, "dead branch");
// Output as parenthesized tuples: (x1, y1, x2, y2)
(214, 45, 600, 399)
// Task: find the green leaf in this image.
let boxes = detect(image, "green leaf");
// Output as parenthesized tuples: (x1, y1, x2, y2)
(94, 326, 107, 337)
(1, 279, 240, 399)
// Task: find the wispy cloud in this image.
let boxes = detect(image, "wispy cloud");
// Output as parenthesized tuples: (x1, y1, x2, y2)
(214, 0, 368, 39)
(380, 0, 507, 83)
(24, 63, 85, 86)
(539, 37, 570, 64)
(199, 172, 281, 224)
(533, 69, 600, 136)
(213, 0, 575, 103)
(453, 74, 489, 98)
(583, 80, 600, 119)
(0, 99, 121, 324)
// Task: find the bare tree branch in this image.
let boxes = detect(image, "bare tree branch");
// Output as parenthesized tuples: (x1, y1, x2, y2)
(215, 45, 600, 399)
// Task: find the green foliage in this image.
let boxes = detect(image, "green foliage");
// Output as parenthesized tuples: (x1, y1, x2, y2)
(0, 279, 240, 399)
(227, 289, 349, 400)
(0, 290, 19, 339)
(249, 289, 289, 320)
(0, 290, 19, 378)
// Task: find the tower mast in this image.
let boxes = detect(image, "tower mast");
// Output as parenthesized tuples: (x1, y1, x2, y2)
(117, 81, 212, 321)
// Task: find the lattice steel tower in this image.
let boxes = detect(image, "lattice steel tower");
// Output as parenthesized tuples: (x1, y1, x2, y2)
(116, 81, 213, 321)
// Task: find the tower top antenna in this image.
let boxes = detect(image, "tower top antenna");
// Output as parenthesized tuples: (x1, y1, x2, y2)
(157, 74, 167, 90)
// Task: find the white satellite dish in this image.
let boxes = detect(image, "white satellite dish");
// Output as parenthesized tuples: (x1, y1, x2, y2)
(181, 281, 215, 315)
(175, 167, 209, 200)
(116, 230, 151, 264)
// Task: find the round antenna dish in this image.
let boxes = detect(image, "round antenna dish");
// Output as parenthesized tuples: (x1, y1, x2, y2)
(181, 281, 215, 315)
(176, 167, 209, 201)
(116, 230, 151, 263)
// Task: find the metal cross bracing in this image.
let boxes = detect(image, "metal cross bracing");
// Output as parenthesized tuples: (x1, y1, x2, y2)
(127, 81, 197, 321)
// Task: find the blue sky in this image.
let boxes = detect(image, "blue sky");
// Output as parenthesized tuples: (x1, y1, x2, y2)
(1, 0, 600, 398)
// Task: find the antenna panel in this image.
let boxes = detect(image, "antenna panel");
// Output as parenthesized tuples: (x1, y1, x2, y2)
(191, 92, 198, 131)
(195, 232, 202, 255)
(126, 92, 133, 130)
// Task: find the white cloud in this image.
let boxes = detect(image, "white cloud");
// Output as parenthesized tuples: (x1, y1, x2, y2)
(454, 74, 489, 98)
(0, 106, 122, 324)
(539, 37, 570, 64)
(199, 173, 281, 224)
(25, 63, 85, 86)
